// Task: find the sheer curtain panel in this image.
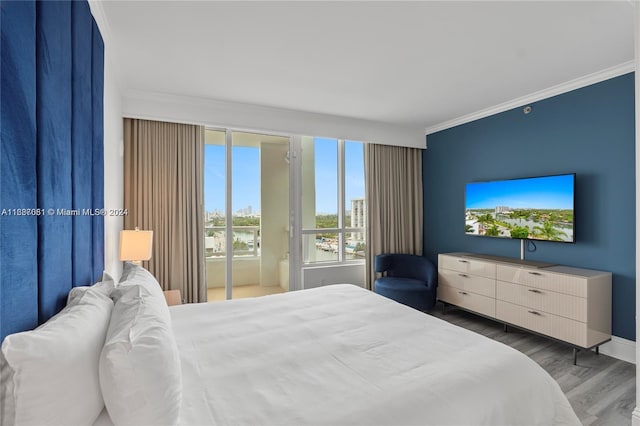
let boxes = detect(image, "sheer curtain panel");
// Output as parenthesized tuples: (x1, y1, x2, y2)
(123, 118, 206, 303)
(364, 143, 424, 290)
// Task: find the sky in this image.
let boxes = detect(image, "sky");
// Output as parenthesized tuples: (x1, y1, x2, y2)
(465, 174, 574, 210)
(204, 138, 365, 214)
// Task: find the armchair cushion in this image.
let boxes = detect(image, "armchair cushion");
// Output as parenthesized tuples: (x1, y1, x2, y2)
(375, 277, 431, 292)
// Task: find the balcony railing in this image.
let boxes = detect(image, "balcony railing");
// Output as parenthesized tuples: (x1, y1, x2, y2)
(205, 226, 260, 258)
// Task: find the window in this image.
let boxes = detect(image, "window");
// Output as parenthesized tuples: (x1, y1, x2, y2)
(301, 137, 366, 264)
(204, 133, 262, 259)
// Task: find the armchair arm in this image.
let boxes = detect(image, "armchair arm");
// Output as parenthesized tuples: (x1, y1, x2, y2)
(423, 260, 437, 289)
(376, 253, 437, 287)
(374, 254, 394, 273)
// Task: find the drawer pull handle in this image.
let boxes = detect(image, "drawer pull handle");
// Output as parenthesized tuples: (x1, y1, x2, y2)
(527, 289, 542, 294)
(458, 260, 469, 263)
(528, 310, 541, 316)
(458, 291, 468, 295)
(528, 271, 543, 276)
(458, 273, 469, 278)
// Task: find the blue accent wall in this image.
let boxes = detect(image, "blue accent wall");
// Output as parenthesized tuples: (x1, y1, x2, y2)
(91, 19, 105, 283)
(0, 0, 38, 338)
(423, 73, 635, 341)
(72, 1, 94, 289)
(0, 0, 104, 342)
(36, 0, 73, 322)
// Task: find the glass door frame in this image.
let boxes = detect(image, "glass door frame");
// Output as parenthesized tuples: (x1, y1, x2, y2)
(289, 135, 303, 292)
(214, 128, 300, 299)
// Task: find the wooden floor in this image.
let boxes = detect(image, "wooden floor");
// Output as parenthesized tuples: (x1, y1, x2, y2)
(431, 304, 635, 426)
(207, 284, 285, 302)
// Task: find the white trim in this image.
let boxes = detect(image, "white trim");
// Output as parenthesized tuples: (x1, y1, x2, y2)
(123, 90, 426, 149)
(338, 140, 345, 262)
(224, 129, 233, 301)
(632, 408, 640, 426)
(87, 1, 112, 46)
(425, 61, 635, 135)
(88, 1, 122, 88)
(599, 336, 636, 364)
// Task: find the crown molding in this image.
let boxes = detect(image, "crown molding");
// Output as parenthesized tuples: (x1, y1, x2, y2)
(88, 1, 123, 89)
(87, 1, 113, 49)
(425, 60, 635, 135)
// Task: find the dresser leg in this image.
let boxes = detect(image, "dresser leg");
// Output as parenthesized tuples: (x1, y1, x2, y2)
(442, 302, 446, 315)
(595, 346, 599, 355)
(573, 348, 578, 365)
(503, 323, 508, 333)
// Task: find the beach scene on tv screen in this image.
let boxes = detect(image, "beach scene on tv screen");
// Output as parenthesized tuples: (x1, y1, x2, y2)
(465, 174, 574, 242)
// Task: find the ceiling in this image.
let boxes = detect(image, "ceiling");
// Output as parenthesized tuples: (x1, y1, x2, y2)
(100, 1, 634, 131)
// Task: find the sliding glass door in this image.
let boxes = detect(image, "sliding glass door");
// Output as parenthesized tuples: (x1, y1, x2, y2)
(204, 129, 291, 301)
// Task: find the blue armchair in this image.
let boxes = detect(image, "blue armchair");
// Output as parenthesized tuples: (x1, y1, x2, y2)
(374, 253, 437, 311)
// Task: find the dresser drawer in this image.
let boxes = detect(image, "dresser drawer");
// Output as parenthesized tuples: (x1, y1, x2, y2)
(496, 300, 587, 347)
(439, 284, 495, 317)
(496, 281, 586, 322)
(439, 254, 496, 279)
(439, 269, 495, 298)
(496, 265, 586, 297)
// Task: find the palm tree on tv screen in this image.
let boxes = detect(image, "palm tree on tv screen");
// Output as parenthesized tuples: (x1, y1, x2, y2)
(510, 226, 530, 239)
(486, 225, 500, 237)
(533, 221, 567, 241)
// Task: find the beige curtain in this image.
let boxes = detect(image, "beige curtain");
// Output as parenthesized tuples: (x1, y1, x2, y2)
(364, 143, 423, 290)
(123, 118, 206, 303)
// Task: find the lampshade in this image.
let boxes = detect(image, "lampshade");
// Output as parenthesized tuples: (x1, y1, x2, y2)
(119, 228, 153, 263)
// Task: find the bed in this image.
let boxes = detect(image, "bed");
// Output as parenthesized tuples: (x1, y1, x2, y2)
(2, 264, 579, 426)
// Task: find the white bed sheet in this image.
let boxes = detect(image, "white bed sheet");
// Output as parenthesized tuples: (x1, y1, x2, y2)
(93, 284, 579, 425)
(168, 284, 578, 425)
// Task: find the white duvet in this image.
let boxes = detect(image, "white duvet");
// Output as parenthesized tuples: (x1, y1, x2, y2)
(161, 284, 579, 426)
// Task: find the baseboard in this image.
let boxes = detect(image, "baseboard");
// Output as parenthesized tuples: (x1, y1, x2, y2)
(599, 336, 636, 364)
(632, 407, 640, 426)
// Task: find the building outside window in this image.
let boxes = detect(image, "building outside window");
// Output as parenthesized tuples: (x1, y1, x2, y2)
(301, 137, 366, 264)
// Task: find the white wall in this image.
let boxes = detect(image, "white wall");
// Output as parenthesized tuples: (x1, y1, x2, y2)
(260, 142, 290, 287)
(206, 258, 260, 288)
(123, 90, 426, 149)
(91, 2, 124, 280)
(102, 53, 123, 279)
(303, 263, 365, 289)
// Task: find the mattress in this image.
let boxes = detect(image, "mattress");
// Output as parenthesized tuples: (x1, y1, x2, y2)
(171, 285, 580, 425)
(95, 284, 579, 425)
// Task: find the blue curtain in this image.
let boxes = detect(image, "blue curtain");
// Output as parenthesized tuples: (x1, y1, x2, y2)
(0, 0, 104, 341)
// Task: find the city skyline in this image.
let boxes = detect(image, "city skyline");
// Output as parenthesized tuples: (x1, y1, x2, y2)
(204, 138, 365, 214)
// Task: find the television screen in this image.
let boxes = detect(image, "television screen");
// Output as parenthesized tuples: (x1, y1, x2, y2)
(465, 174, 575, 242)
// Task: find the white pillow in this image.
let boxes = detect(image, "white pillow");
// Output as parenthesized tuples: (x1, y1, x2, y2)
(118, 262, 164, 300)
(100, 285, 182, 425)
(94, 271, 116, 294)
(68, 271, 116, 304)
(0, 289, 113, 426)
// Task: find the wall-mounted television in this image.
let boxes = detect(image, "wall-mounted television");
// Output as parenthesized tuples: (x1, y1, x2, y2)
(465, 173, 575, 243)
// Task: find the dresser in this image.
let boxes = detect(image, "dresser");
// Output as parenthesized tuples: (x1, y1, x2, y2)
(437, 252, 612, 364)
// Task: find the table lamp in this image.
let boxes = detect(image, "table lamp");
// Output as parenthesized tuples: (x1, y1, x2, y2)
(119, 227, 153, 265)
